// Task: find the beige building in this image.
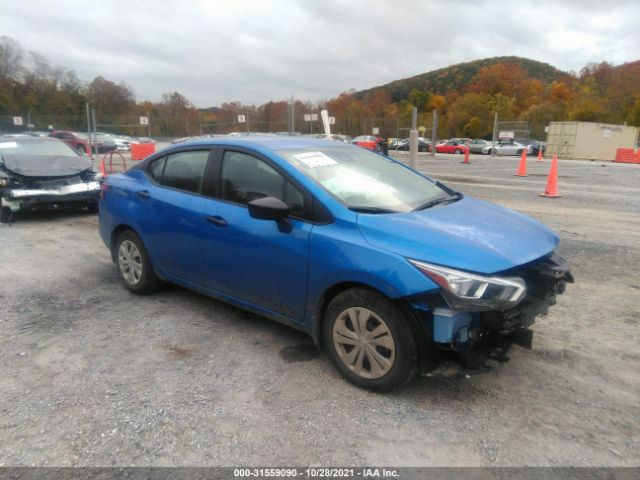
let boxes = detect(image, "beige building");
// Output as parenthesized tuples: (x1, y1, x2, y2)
(545, 121, 639, 161)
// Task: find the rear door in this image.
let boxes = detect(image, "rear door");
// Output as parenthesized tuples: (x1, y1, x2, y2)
(133, 148, 213, 283)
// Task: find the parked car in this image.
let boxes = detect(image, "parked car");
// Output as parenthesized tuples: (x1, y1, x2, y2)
(450, 137, 472, 145)
(395, 137, 431, 152)
(482, 141, 532, 156)
(352, 135, 381, 151)
(468, 139, 492, 154)
(88, 133, 118, 153)
(19, 131, 50, 137)
(387, 138, 401, 149)
(0, 136, 100, 222)
(112, 136, 131, 152)
(435, 140, 469, 154)
(515, 138, 546, 155)
(48, 130, 90, 154)
(171, 136, 192, 144)
(99, 136, 572, 392)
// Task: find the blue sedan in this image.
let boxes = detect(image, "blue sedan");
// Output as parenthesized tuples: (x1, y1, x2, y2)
(99, 136, 572, 391)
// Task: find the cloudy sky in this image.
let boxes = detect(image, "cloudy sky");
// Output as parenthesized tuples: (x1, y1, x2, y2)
(2, 0, 639, 107)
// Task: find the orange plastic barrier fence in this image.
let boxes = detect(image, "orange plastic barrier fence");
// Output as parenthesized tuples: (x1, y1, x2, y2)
(614, 148, 640, 164)
(131, 143, 156, 161)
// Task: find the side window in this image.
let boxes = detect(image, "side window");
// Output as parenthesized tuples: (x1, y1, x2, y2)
(155, 150, 209, 194)
(147, 156, 166, 183)
(220, 151, 305, 217)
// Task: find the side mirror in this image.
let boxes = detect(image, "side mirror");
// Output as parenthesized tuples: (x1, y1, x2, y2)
(248, 196, 290, 221)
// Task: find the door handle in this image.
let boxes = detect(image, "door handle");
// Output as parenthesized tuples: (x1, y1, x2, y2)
(137, 190, 150, 199)
(206, 215, 227, 227)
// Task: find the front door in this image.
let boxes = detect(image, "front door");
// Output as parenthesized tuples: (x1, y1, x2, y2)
(200, 149, 312, 321)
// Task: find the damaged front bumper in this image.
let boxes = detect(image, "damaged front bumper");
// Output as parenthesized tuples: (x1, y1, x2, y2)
(411, 253, 574, 363)
(1, 181, 100, 212)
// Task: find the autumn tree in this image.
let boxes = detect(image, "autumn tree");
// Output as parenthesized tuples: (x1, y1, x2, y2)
(87, 76, 135, 115)
(0, 35, 23, 82)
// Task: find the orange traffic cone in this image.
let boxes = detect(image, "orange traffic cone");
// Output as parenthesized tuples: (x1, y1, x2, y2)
(462, 147, 470, 164)
(537, 148, 543, 161)
(540, 154, 561, 198)
(515, 149, 528, 176)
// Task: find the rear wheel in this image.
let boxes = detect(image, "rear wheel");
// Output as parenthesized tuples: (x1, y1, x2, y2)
(323, 288, 417, 392)
(115, 230, 161, 294)
(454, 149, 462, 154)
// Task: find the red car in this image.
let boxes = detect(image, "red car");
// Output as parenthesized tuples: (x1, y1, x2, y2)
(352, 135, 382, 151)
(435, 140, 469, 154)
(49, 130, 90, 155)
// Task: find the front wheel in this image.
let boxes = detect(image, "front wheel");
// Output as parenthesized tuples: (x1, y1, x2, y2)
(323, 288, 417, 392)
(115, 230, 161, 294)
(0, 206, 11, 224)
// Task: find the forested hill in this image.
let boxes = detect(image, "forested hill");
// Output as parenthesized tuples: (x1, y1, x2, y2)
(355, 56, 568, 102)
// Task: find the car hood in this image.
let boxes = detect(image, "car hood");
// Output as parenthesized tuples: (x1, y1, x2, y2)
(1, 154, 92, 177)
(357, 196, 558, 274)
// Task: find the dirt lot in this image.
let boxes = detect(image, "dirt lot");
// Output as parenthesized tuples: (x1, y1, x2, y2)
(1, 151, 638, 466)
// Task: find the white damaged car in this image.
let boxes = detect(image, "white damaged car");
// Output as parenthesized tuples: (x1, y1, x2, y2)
(0, 137, 100, 223)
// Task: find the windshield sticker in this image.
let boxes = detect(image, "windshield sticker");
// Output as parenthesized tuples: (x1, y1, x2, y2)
(292, 151, 338, 168)
(0, 142, 18, 149)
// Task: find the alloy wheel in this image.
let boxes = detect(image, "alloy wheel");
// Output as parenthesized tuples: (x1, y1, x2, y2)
(118, 240, 143, 285)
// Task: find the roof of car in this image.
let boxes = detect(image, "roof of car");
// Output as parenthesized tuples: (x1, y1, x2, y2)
(179, 135, 353, 151)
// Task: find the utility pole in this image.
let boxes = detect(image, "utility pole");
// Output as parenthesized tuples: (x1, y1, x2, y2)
(86, 103, 91, 155)
(431, 110, 438, 157)
(288, 96, 294, 134)
(491, 112, 498, 158)
(91, 109, 98, 159)
(409, 106, 418, 169)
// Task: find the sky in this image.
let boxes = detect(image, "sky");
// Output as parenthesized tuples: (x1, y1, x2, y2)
(1, 0, 639, 107)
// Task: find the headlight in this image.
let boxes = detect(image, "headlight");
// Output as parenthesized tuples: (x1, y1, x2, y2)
(408, 259, 526, 311)
(0, 178, 10, 187)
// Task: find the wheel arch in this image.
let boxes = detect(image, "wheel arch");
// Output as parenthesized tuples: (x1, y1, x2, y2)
(310, 282, 431, 361)
(109, 224, 140, 262)
(312, 282, 437, 378)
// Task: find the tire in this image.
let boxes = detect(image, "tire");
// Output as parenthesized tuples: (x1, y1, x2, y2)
(516, 149, 523, 155)
(86, 202, 99, 213)
(483, 149, 491, 155)
(0, 206, 11, 224)
(323, 288, 417, 392)
(114, 230, 161, 294)
(454, 149, 462, 154)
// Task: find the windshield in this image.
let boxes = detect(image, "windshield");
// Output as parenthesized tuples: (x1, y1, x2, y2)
(279, 146, 453, 213)
(0, 139, 80, 156)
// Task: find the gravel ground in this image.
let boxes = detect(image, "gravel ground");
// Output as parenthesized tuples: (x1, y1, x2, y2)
(0, 151, 638, 466)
